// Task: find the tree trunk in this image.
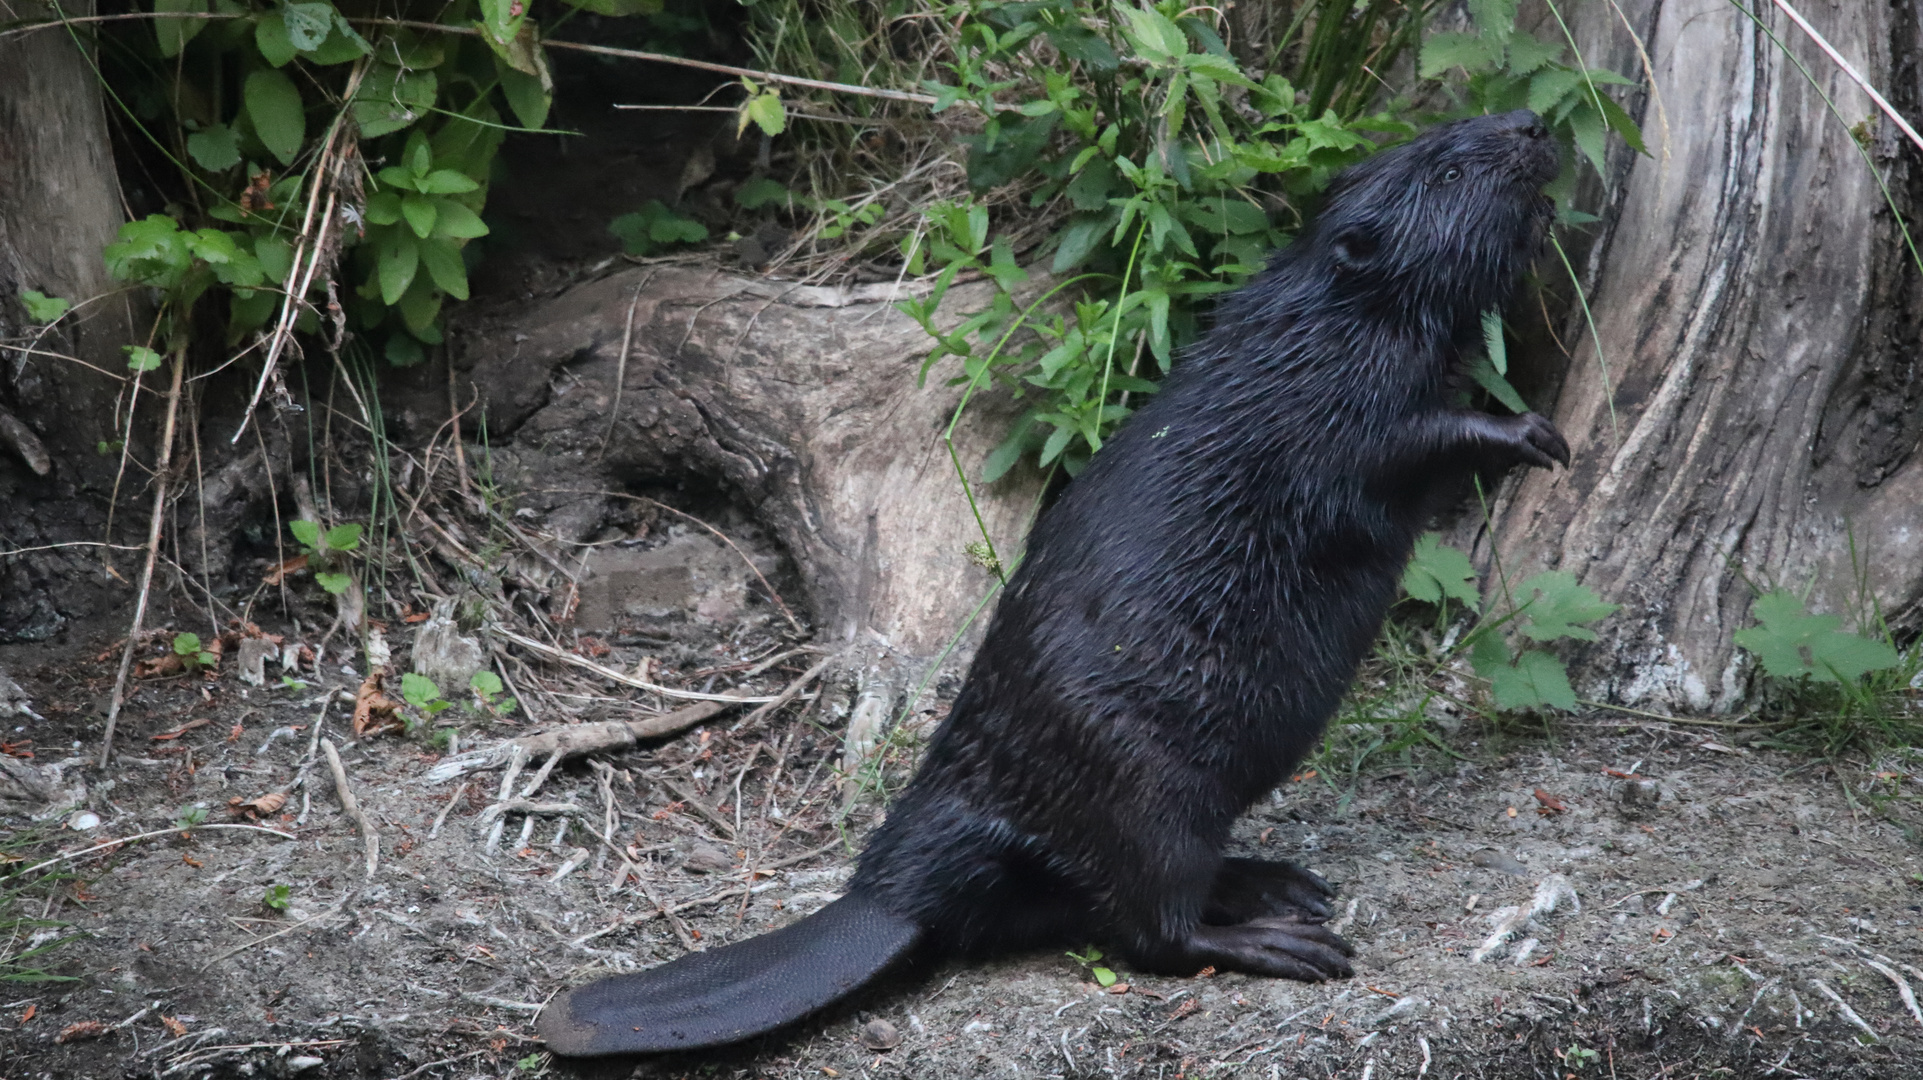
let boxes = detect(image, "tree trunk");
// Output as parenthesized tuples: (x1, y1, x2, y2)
(444, 264, 1044, 662)
(1488, 0, 1923, 711)
(0, 3, 143, 640)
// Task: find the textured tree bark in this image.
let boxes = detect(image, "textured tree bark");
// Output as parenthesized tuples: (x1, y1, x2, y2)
(0, 4, 144, 641)
(1486, 0, 1923, 711)
(0, 2, 139, 476)
(445, 265, 1044, 660)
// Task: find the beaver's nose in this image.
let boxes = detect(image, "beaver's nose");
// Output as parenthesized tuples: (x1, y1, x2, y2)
(1499, 108, 1550, 141)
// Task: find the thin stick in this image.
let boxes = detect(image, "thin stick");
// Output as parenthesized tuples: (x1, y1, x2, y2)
(199, 903, 348, 971)
(1768, 0, 1923, 153)
(428, 781, 468, 839)
(492, 625, 778, 702)
(17, 824, 296, 878)
(321, 738, 379, 878)
(100, 345, 187, 768)
(599, 278, 648, 458)
(734, 655, 834, 731)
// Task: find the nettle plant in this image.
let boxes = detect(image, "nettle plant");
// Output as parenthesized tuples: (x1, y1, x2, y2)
(94, 0, 649, 365)
(897, 0, 1642, 481)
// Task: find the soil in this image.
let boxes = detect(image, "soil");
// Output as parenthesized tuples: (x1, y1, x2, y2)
(1, 611, 1920, 1080)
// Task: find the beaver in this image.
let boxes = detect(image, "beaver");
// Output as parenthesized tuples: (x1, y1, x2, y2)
(537, 107, 1569, 1056)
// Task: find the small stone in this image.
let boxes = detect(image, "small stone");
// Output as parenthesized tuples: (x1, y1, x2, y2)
(1472, 849, 1528, 876)
(67, 811, 100, 831)
(857, 1018, 900, 1051)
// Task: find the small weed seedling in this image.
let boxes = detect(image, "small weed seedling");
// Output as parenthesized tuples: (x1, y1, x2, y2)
(1066, 946, 1119, 988)
(288, 520, 363, 595)
(401, 673, 452, 718)
(468, 669, 516, 716)
(173, 805, 209, 833)
(262, 884, 292, 912)
(279, 675, 308, 692)
(171, 632, 217, 672)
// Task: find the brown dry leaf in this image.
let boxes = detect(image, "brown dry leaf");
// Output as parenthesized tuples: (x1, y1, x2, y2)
(263, 555, 308, 586)
(352, 671, 403, 738)
(20, 1003, 35, 1023)
(134, 654, 185, 679)
(152, 717, 214, 741)
(1532, 788, 1567, 815)
(160, 1015, 188, 1037)
(182, 855, 202, 868)
(230, 792, 288, 820)
(55, 1020, 107, 1043)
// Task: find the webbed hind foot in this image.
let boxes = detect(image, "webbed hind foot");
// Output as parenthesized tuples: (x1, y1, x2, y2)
(1204, 856, 1337, 925)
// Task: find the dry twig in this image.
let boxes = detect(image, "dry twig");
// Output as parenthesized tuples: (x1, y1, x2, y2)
(321, 738, 379, 878)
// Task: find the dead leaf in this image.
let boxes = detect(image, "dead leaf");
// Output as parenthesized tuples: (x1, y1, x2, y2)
(0, 740, 33, 759)
(263, 554, 308, 585)
(1602, 767, 1640, 779)
(55, 1020, 107, 1043)
(134, 654, 185, 679)
(352, 671, 403, 738)
(182, 855, 202, 868)
(20, 1003, 35, 1023)
(161, 1015, 188, 1037)
(152, 717, 214, 741)
(1533, 788, 1567, 815)
(229, 792, 287, 820)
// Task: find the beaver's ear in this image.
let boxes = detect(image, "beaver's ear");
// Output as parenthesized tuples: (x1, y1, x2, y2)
(1330, 226, 1382, 272)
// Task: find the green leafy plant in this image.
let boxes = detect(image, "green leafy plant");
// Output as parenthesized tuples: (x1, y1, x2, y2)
(1734, 591, 1900, 684)
(1065, 945, 1118, 987)
(172, 631, 218, 672)
(18, 290, 70, 323)
(609, 201, 710, 256)
(894, 0, 1643, 484)
(279, 675, 309, 692)
(401, 672, 452, 716)
(262, 883, 293, 912)
(289, 520, 363, 595)
(466, 669, 515, 715)
(173, 805, 209, 832)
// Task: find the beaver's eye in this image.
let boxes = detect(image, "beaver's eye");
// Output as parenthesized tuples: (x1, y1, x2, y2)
(1438, 165, 1463, 185)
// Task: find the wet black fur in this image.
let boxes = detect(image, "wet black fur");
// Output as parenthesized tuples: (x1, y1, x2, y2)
(851, 108, 1566, 970)
(539, 109, 1570, 1056)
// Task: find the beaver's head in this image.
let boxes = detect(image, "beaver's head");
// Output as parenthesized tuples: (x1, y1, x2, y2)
(1310, 109, 1560, 322)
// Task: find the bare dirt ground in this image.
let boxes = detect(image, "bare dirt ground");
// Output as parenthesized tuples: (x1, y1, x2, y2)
(1, 616, 1920, 1080)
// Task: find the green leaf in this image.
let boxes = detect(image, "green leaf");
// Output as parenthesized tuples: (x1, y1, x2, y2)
(1526, 68, 1585, 117)
(734, 177, 792, 209)
(20, 290, 70, 323)
(400, 672, 442, 709)
(281, 1, 333, 50)
(1052, 215, 1109, 273)
(561, 0, 663, 13)
(1568, 100, 1607, 175)
(245, 69, 305, 166)
(154, 0, 209, 57)
(385, 332, 426, 367)
(417, 237, 469, 300)
(497, 64, 550, 130)
(1481, 308, 1508, 375)
(1506, 35, 1564, 74)
(741, 90, 786, 137)
(308, 19, 371, 64)
(1468, 0, 1520, 37)
(255, 236, 293, 284)
(314, 571, 351, 595)
(394, 274, 442, 334)
(124, 346, 164, 372)
(1420, 32, 1500, 78)
(378, 229, 419, 305)
(173, 631, 202, 656)
(365, 190, 403, 225)
(1464, 354, 1528, 414)
(401, 192, 438, 239)
(1402, 533, 1479, 606)
(1733, 591, 1901, 683)
(354, 64, 437, 138)
(323, 523, 363, 552)
(288, 519, 321, 549)
(1516, 571, 1618, 642)
(1594, 89, 1648, 156)
(417, 169, 480, 194)
(255, 12, 298, 66)
(186, 123, 241, 172)
(470, 670, 505, 696)
(104, 215, 193, 289)
(430, 201, 489, 239)
(1092, 966, 1118, 987)
(1490, 649, 1577, 711)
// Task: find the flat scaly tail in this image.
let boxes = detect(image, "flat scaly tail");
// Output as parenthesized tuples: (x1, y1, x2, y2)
(537, 892, 923, 1056)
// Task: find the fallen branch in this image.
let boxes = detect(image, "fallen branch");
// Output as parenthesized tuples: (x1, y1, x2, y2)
(16, 823, 295, 878)
(100, 346, 187, 768)
(735, 654, 834, 731)
(423, 698, 731, 783)
(199, 904, 347, 971)
(321, 738, 379, 878)
(492, 625, 778, 703)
